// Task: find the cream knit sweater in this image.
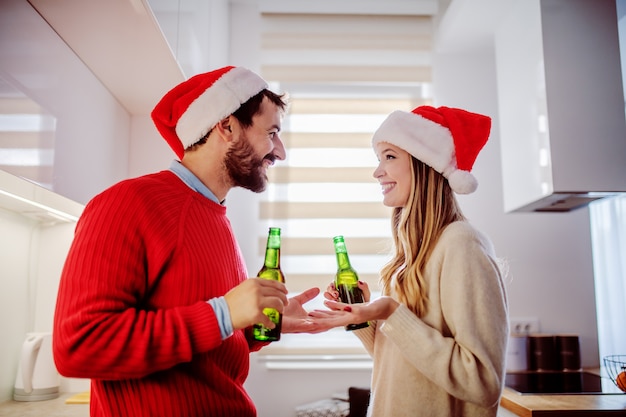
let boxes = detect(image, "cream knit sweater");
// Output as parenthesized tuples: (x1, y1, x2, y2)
(356, 221, 509, 417)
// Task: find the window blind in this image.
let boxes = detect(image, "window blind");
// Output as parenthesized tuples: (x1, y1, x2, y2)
(256, 94, 428, 355)
(256, 5, 434, 354)
(261, 97, 427, 294)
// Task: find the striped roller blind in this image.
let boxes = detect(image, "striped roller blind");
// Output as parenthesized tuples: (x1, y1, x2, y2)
(256, 94, 429, 355)
(260, 95, 428, 294)
(256, 4, 434, 352)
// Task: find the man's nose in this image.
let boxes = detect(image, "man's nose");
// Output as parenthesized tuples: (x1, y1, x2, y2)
(273, 135, 286, 160)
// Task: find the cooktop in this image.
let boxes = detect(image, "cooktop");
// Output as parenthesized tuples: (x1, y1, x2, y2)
(505, 371, 624, 395)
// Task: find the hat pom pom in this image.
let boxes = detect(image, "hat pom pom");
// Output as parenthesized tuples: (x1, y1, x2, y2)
(448, 169, 478, 194)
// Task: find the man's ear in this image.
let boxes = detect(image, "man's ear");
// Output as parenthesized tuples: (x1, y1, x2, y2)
(215, 116, 234, 141)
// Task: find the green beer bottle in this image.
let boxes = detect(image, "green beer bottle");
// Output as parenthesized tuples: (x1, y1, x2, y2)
(253, 227, 284, 341)
(333, 235, 369, 331)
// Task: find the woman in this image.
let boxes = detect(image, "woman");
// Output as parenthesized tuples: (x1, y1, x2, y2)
(311, 106, 509, 417)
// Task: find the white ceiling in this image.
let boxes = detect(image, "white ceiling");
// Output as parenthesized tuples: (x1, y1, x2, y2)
(23, 0, 508, 115)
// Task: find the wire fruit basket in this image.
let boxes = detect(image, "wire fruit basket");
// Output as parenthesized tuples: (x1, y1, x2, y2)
(603, 355, 626, 392)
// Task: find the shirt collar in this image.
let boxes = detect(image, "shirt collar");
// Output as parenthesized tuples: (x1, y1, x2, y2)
(169, 160, 223, 205)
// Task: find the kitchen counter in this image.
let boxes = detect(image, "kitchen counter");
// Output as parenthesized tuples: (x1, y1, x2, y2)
(2, 390, 625, 416)
(500, 368, 626, 416)
(500, 387, 626, 416)
(0, 394, 88, 417)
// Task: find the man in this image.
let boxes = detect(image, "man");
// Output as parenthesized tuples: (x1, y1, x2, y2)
(53, 66, 325, 417)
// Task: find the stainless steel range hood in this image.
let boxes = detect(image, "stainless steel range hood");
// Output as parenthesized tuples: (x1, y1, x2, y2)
(495, 0, 626, 213)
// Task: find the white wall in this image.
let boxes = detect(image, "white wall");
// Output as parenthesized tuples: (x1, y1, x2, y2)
(0, 207, 89, 401)
(246, 356, 371, 417)
(0, 210, 38, 401)
(128, 115, 172, 178)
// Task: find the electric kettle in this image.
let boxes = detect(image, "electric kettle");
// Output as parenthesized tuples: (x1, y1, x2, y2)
(13, 332, 60, 401)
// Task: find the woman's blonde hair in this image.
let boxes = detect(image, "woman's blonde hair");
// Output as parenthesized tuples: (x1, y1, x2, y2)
(379, 156, 465, 316)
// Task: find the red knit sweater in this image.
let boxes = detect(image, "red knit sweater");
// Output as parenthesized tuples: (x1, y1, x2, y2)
(53, 171, 265, 417)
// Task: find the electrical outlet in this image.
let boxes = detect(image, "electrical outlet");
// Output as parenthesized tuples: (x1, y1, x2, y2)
(510, 317, 540, 335)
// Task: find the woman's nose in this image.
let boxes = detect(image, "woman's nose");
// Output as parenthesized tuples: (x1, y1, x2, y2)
(373, 164, 383, 179)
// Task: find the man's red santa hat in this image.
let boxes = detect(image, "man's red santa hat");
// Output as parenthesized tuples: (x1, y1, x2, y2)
(151, 66, 268, 159)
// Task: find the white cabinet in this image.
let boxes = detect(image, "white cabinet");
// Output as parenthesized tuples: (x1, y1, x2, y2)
(495, 0, 626, 212)
(0, 170, 83, 224)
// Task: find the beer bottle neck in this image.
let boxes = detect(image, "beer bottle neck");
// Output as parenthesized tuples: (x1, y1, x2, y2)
(264, 247, 280, 269)
(334, 242, 352, 271)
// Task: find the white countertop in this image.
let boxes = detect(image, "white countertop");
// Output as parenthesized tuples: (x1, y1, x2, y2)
(0, 394, 88, 417)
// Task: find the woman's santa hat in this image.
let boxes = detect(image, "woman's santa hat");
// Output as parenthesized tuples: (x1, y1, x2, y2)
(151, 66, 268, 159)
(372, 105, 491, 194)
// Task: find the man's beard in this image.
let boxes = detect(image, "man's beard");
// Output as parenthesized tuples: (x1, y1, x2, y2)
(223, 136, 275, 193)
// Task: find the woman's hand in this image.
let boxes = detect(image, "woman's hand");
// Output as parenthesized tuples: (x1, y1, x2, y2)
(308, 296, 400, 329)
(324, 280, 371, 302)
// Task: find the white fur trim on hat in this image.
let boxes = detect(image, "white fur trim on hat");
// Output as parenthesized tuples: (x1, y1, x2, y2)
(372, 110, 477, 194)
(176, 67, 267, 149)
(448, 169, 478, 194)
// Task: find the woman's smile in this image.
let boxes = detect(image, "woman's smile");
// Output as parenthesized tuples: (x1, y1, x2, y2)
(380, 181, 396, 195)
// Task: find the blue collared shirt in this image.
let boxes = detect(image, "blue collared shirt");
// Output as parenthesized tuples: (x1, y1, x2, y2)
(169, 160, 234, 340)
